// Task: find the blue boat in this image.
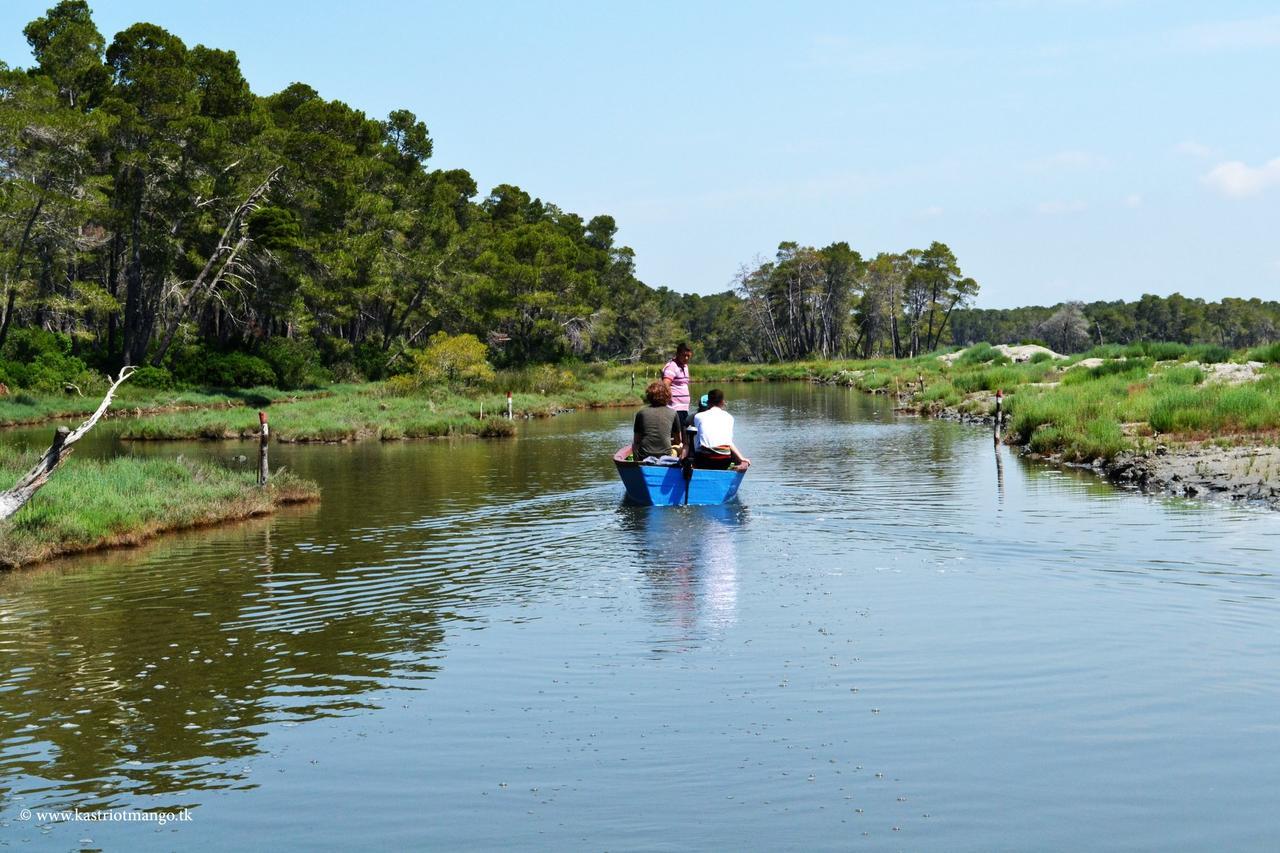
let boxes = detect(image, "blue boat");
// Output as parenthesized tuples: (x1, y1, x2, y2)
(613, 446, 747, 506)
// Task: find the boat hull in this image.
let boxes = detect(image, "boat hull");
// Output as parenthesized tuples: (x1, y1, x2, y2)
(613, 447, 746, 506)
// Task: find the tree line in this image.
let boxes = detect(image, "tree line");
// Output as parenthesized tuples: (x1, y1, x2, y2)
(0, 1, 693, 390)
(951, 294, 1280, 355)
(673, 240, 979, 362)
(1, 3, 1273, 394)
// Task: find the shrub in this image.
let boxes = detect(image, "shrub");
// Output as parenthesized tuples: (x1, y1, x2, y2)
(1186, 344, 1231, 364)
(22, 351, 94, 392)
(260, 337, 330, 389)
(958, 343, 1000, 366)
(0, 329, 97, 391)
(352, 341, 393, 381)
(1142, 342, 1189, 361)
(128, 366, 174, 390)
(1029, 351, 1053, 364)
(1, 328, 72, 362)
(1062, 357, 1152, 385)
(1079, 344, 1125, 360)
(1246, 342, 1280, 363)
(1160, 365, 1204, 386)
(200, 352, 277, 388)
(168, 344, 276, 389)
(409, 332, 495, 387)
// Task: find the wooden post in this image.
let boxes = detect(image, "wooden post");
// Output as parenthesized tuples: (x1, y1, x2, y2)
(257, 411, 269, 486)
(506, 391, 513, 420)
(480, 402, 484, 419)
(917, 373, 925, 394)
(993, 390, 1003, 445)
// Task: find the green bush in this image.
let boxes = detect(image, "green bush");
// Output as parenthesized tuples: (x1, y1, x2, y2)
(1079, 344, 1125, 360)
(205, 353, 277, 388)
(128, 366, 174, 390)
(0, 329, 97, 391)
(168, 344, 277, 389)
(1142, 342, 1189, 361)
(1, 328, 72, 362)
(1029, 351, 1053, 364)
(410, 332, 495, 387)
(260, 337, 330, 389)
(1246, 342, 1280, 363)
(493, 363, 578, 394)
(1159, 365, 1204, 386)
(1186, 344, 1231, 364)
(1062, 357, 1152, 385)
(352, 340, 393, 380)
(958, 343, 1000, 366)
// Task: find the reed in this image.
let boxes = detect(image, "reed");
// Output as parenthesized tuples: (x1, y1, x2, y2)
(0, 447, 318, 568)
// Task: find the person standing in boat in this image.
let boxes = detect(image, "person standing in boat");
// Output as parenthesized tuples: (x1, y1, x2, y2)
(661, 342, 693, 432)
(633, 381, 683, 464)
(692, 389, 751, 470)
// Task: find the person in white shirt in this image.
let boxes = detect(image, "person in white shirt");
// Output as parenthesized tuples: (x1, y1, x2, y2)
(691, 389, 751, 470)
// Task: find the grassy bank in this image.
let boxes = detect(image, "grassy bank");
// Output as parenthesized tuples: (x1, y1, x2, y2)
(0, 447, 318, 568)
(119, 379, 638, 442)
(615, 345, 1280, 462)
(0, 384, 338, 428)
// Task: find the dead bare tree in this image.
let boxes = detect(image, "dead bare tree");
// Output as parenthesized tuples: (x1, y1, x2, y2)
(149, 166, 284, 366)
(0, 367, 135, 522)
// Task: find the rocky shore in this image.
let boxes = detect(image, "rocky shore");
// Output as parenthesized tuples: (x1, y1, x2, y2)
(912, 398, 1280, 510)
(1099, 444, 1280, 508)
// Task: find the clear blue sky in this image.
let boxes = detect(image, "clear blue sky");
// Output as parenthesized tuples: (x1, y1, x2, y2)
(3, 1, 1278, 307)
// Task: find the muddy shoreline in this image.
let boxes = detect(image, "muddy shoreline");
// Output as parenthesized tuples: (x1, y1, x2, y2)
(925, 404, 1280, 510)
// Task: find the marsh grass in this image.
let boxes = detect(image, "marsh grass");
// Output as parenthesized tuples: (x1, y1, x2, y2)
(0, 447, 318, 568)
(0, 384, 338, 428)
(119, 380, 635, 442)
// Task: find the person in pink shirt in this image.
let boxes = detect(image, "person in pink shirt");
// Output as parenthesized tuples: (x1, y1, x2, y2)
(661, 342, 693, 432)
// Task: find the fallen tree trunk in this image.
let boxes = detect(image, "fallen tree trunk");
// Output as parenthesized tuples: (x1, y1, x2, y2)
(0, 367, 135, 522)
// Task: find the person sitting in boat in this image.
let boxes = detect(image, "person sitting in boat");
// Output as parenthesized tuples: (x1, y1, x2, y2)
(684, 392, 710, 453)
(692, 389, 751, 470)
(632, 380, 683, 464)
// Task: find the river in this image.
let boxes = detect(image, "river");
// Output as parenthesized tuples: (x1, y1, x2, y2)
(2, 383, 1278, 850)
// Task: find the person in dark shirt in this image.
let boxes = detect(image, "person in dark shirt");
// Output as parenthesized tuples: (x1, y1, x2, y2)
(633, 381, 682, 462)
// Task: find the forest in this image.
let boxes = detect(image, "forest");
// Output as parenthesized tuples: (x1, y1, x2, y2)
(1, 2, 1276, 398)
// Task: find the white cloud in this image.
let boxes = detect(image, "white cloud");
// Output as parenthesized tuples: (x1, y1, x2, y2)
(1174, 141, 1214, 158)
(919, 205, 944, 218)
(1202, 157, 1280, 198)
(1036, 200, 1088, 214)
(1123, 193, 1143, 208)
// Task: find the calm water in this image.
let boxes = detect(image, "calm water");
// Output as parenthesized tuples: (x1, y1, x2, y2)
(2, 383, 1279, 851)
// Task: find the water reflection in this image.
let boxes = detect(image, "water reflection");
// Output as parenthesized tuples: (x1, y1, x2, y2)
(996, 444, 1006, 503)
(620, 502, 746, 651)
(3, 384, 1280, 851)
(0, 516, 451, 811)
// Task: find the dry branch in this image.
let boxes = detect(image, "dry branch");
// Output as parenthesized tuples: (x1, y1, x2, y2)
(0, 367, 135, 522)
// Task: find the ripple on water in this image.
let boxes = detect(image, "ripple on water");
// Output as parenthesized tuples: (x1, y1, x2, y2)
(1, 385, 1279, 850)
